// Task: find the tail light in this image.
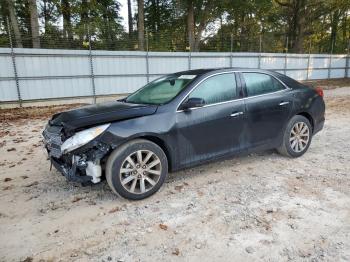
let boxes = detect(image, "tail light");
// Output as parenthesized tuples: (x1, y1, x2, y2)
(315, 87, 324, 97)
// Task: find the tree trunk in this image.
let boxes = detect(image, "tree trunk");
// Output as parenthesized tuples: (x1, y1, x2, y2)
(28, 0, 40, 48)
(6, 0, 23, 48)
(81, 0, 89, 41)
(293, 13, 305, 53)
(61, 0, 73, 42)
(187, 0, 195, 51)
(43, 0, 49, 33)
(156, 0, 160, 32)
(127, 0, 133, 37)
(220, 15, 223, 51)
(290, 0, 305, 53)
(330, 10, 340, 53)
(127, 0, 134, 49)
(240, 14, 246, 51)
(137, 0, 145, 51)
(342, 12, 347, 45)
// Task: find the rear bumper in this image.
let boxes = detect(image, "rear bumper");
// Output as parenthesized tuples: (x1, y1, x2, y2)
(313, 117, 325, 135)
(50, 157, 92, 183)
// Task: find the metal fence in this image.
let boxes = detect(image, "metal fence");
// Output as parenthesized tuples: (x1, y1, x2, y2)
(2, 17, 350, 54)
(0, 47, 349, 106)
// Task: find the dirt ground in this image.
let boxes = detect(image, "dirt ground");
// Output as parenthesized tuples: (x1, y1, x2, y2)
(1, 85, 350, 262)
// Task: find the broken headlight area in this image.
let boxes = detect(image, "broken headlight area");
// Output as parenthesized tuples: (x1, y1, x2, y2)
(60, 124, 110, 154)
(49, 143, 110, 184)
(43, 124, 111, 184)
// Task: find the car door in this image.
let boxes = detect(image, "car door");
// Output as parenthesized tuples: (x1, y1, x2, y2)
(175, 72, 245, 167)
(240, 72, 293, 149)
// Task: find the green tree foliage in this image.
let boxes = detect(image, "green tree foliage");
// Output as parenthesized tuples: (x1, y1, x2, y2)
(0, 0, 349, 53)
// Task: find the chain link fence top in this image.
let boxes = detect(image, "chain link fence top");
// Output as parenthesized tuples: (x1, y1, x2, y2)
(1, 18, 350, 54)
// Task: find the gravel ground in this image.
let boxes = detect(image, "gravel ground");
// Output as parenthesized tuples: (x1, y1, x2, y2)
(0, 87, 350, 262)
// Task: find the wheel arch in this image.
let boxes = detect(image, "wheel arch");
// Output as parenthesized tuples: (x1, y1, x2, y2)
(135, 135, 173, 172)
(295, 111, 314, 132)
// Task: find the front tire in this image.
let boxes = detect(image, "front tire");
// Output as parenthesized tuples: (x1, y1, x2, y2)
(106, 139, 168, 200)
(277, 115, 312, 158)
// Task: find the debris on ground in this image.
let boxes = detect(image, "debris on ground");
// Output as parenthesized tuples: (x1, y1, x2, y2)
(0, 85, 349, 261)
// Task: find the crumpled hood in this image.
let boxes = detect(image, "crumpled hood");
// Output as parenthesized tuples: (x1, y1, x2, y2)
(50, 101, 158, 132)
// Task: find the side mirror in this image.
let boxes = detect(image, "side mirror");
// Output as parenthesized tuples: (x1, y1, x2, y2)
(179, 97, 205, 111)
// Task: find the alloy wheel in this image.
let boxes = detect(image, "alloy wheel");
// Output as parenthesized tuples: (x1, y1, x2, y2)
(119, 150, 162, 194)
(289, 122, 310, 153)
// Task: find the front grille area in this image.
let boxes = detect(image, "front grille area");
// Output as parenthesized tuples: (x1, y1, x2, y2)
(43, 124, 64, 158)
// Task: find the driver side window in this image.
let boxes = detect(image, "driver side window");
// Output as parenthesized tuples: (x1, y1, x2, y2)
(188, 73, 237, 105)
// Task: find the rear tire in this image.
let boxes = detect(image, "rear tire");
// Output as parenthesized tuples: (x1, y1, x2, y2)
(106, 139, 168, 200)
(277, 115, 312, 158)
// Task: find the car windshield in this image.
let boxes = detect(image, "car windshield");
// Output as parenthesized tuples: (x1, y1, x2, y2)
(125, 74, 197, 105)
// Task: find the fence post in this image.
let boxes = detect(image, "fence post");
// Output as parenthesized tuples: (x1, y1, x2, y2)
(6, 17, 22, 107)
(346, 39, 350, 78)
(87, 25, 96, 104)
(306, 41, 311, 80)
(258, 35, 262, 69)
(259, 35, 262, 53)
(230, 34, 233, 67)
(145, 29, 150, 83)
(256, 35, 261, 69)
(284, 36, 288, 75)
(328, 39, 334, 80)
(284, 54, 288, 75)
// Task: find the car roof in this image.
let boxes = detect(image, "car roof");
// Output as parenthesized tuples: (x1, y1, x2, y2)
(174, 67, 277, 76)
(173, 68, 304, 89)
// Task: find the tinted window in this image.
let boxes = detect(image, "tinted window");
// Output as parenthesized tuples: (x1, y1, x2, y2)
(189, 73, 237, 105)
(242, 73, 285, 96)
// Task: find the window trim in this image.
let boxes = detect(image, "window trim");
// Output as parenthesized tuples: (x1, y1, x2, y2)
(176, 70, 291, 113)
(176, 71, 240, 112)
(240, 71, 291, 98)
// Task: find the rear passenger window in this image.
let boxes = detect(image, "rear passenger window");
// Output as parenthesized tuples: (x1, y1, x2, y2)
(242, 73, 285, 97)
(189, 73, 237, 105)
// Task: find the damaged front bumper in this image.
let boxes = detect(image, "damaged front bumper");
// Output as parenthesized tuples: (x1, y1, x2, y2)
(50, 157, 93, 183)
(43, 124, 109, 184)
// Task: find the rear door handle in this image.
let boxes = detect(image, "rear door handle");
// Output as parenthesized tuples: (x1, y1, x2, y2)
(230, 111, 244, 117)
(279, 101, 290, 106)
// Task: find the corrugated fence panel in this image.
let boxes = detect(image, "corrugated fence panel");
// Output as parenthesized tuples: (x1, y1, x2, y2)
(309, 69, 329, 79)
(16, 55, 90, 77)
(0, 55, 14, 78)
(20, 78, 92, 100)
(93, 51, 146, 75)
(330, 69, 346, 78)
(286, 70, 308, 80)
(0, 48, 348, 102)
(232, 53, 259, 68)
(95, 76, 147, 95)
(310, 55, 330, 69)
(261, 54, 285, 69)
(191, 53, 231, 69)
(331, 55, 346, 68)
(0, 80, 18, 101)
(330, 55, 347, 78)
(286, 55, 308, 69)
(149, 52, 189, 74)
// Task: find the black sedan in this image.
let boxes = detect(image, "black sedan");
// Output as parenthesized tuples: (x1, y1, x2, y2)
(43, 68, 325, 200)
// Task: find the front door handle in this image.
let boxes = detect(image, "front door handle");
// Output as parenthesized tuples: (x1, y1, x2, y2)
(230, 111, 244, 117)
(279, 101, 290, 106)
